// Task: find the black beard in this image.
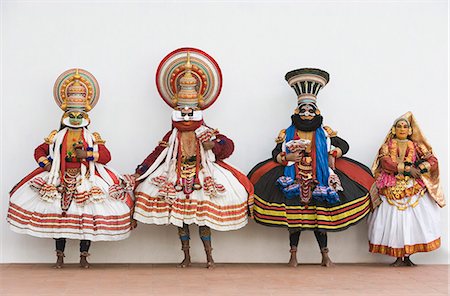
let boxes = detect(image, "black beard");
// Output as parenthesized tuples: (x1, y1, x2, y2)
(291, 114, 323, 131)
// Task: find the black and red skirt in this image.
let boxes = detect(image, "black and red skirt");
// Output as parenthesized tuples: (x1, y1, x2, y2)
(248, 157, 373, 231)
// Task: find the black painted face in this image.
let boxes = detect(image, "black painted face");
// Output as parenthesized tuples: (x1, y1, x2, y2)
(298, 103, 319, 120)
(292, 102, 323, 131)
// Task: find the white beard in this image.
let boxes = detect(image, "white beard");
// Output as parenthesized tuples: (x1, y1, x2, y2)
(62, 117, 90, 128)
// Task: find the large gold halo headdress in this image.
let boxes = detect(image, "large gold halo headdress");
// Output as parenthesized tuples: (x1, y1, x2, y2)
(156, 47, 223, 110)
(53, 68, 100, 112)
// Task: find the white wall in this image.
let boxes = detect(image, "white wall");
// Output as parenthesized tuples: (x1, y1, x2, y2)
(1, 0, 448, 264)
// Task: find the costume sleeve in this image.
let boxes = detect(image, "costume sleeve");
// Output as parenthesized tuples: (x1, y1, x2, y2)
(330, 136, 349, 155)
(272, 143, 283, 162)
(414, 142, 438, 173)
(34, 143, 50, 163)
(379, 156, 398, 174)
(426, 155, 438, 172)
(96, 144, 111, 164)
(135, 131, 172, 175)
(212, 134, 234, 160)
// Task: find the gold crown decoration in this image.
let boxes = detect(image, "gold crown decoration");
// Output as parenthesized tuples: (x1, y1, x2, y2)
(53, 68, 100, 112)
(175, 52, 201, 108)
(156, 47, 222, 110)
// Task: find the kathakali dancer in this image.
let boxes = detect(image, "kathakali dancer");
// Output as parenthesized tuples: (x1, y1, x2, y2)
(248, 68, 374, 267)
(368, 112, 445, 266)
(7, 69, 134, 268)
(132, 48, 253, 268)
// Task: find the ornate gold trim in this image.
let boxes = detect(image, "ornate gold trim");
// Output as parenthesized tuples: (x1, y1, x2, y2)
(92, 132, 105, 145)
(44, 130, 58, 144)
(275, 129, 286, 143)
(323, 126, 337, 137)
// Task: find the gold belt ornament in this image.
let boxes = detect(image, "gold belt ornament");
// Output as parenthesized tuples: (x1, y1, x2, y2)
(180, 161, 197, 179)
(380, 180, 425, 210)
(65, 168, 81, 176)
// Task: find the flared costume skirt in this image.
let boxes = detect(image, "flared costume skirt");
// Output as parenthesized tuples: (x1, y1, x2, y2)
(7, 169, 132, 241)
(134, 162, 249, 231)
(248, 157, 373, 231)
(368, 193, 441, 257)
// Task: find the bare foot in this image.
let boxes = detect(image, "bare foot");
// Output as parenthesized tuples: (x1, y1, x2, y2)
(79, 252, 91, 269)
(206, 259, 215, 269)
(288, 247, 298, 267)
(390, 258, 404, 267)
(321, 256, 334, 267)
(178, 257, 191, 268)
(403, 257, 416, 267)
(206, 252, 215, 269)
(288, 254, 298, 267)
(54, 251, 64, 269)
(320, 248, 334, 267)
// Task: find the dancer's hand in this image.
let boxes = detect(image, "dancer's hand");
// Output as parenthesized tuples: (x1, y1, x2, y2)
(130, 173, 140, 182)
(286, 152, 302, 162)
(44, 163, 52, 172)
(410, 167, 421, 178)
(75, 149, 87, 159)
(202, 141, 215, 150)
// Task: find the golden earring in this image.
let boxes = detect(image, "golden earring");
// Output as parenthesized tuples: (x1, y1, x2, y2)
(408, 128, 412, 136)
(391, 127, 396, 135)
(294, 108, 299, 114)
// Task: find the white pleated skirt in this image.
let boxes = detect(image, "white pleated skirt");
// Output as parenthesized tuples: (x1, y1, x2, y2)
(7, 171, 132, 241)
(134, 163, 249, 231)
(368, 192, 441, 257)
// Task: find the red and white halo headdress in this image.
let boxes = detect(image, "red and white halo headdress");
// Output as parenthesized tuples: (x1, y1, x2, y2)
(53, 68, 100, 127)
(156, 47, 222, 111)
(53, 68, 100, 112)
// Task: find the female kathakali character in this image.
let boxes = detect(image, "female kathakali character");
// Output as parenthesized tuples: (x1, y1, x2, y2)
(132, 48, 253, 269)
(248, 68, 374, 267)
(368, 111, 445, 266)
(7, 69, 134, 268)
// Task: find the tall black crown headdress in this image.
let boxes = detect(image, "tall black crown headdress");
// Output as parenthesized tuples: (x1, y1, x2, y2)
(285, 68, 329, 105)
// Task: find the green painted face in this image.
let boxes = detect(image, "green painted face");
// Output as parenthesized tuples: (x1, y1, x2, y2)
(68, 112, 85, 126)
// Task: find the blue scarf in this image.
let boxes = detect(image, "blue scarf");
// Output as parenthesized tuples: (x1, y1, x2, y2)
(277, 125, 339, 204)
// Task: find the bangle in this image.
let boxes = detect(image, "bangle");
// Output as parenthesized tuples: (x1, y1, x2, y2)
(420, 161, 431, 173)
(414, 159, 426, 166)
(38, 156, 51, 167)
